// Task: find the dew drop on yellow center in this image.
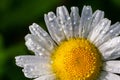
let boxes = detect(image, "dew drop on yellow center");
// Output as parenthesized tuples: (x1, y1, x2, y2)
(51, 38, 102, 80)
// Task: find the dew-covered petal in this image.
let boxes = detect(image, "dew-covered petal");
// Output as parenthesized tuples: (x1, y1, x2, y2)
(90, 10, 104, 30)
(15, 55, 52, 78)
(29, 23, 56, 51)
(97, 22, 120, 46)
(99, 36, 120, 60)
(89, 18, 110, 43)
(25, 34, 50, 56)
(70, 7, 80, 37)
(88, 10, 104, 39)
(98, 71, 120, 80)
(56, 6, 73, 39)
(34, 74, 55, 80)
(105, 22, 120, 39)
(103, 60, 120, 74)
(22, 63, 52, 78)
(44, 12, 65, 44)
(79, 6, 92, 38)
(15, 55, 50, 67)
(93, 20, 111, 46)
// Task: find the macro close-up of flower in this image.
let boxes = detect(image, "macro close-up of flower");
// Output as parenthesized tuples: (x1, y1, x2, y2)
(15, 5, 120, 80)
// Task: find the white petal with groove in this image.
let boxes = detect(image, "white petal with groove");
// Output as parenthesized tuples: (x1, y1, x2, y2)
(70, 7, 80, 37)
(99, 36, 120, 60)
(29, 23, 56, 51)
(15, 55, 52, 78)
(93, 19, 111, 46)
(90, 10, 104, 30)
(103, 60, 120, 74)
(22, 63, 52, 78)
(56, 6, 73, 39)
(89, 18, 110, 43)
(79, 6, 92, 38)
(25, 34, 50, 56)
(96, 22, 120, 46)
(98, 71, 120, 80)
(15, 55, 50, 67)
(44, 12, 65, 44)
(88, 10, 104, 40)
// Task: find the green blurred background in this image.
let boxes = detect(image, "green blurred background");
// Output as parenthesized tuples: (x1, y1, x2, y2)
(0, 0, 120, 80)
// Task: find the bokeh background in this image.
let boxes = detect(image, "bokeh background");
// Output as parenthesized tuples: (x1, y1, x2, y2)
(0, 0, 120, 80)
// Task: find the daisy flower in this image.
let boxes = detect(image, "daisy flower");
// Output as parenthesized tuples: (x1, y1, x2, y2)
(15, 5, 120, 80)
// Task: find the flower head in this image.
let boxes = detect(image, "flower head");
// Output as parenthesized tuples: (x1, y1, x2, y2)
(15, 6, 120, 80)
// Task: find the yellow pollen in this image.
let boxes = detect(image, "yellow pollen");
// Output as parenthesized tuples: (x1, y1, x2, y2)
(51, 38, 102, 80)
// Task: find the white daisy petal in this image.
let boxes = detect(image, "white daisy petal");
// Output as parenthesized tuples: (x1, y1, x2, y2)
(79, 6, 92, 38)
(96, 22, 120, 46)
(88, 10, 104, 39)
(34, 74, 55, 80)
(89, 18, 110, 43)
(56, 6, 73, 39)
(15, 55, 50, 67)
(22, 63, 52, 78)
(108, 22, 120, 31)
(15, 55, 52, 78)
(97, 22, 120, 46)
(25, 34, 50, 56)
(98, 71, 120, 80)
(105, 22, 120, 38)
(99, 36, 120, 60)
(91, 10, 104, 30)
(103, 60, 120, 74)
(70, 7, 80, 37)
(44, 12, 66, 44)
(93, 20, 111, 46)
(29, 23, 56, 51)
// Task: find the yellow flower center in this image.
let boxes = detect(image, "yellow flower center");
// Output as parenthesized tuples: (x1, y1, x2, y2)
(51, 38, 102, 80)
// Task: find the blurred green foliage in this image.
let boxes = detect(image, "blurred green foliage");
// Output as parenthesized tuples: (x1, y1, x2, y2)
(0, 0, 120, 80)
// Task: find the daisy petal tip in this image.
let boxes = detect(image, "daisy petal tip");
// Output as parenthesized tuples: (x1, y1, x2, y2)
(29, 23, 39, 31)
(47, 12, 56, 21)
(57, 5, 66, 9)
(71, 7, 79, 13)
(56, 5, 68, 16)
(15, 56, 21, 62)
(83, 5, 92, 11)
(24, 34, 31, 41)
(15, 56, 23, 67)
(32, 22, 37, 26)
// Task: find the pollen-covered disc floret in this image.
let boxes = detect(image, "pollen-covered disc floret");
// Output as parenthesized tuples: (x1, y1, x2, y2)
(51, 38, 102, 80)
